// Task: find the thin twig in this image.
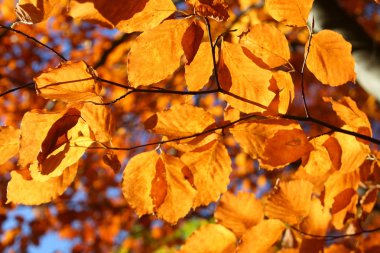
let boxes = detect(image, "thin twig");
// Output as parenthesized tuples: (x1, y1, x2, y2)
(0, 82, 34, 97)
(0, 24, 67, 61)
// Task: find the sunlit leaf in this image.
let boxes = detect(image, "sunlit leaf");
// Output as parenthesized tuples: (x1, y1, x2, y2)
(187, 0, 229, 22)
(16, 0, 62, 23)
(7, 163, 78, 205)
(306, 30, 356, 86)
(300, 198, 331, 236)
(179, 224, 236, 253)
(215, 191, 263, 237)
(219, 42, 274, 113)
(265, 179, 313, 225)
(237, 219, 285, 253)
(265, 0, 314, 27)
(240, 23, 290, 68)
(331, 188, 358, 229)
(181, 139, 232, 207)
(34, 61, 101, 103)
(268, 71, 295, 114)
(0, 126, 20, 166)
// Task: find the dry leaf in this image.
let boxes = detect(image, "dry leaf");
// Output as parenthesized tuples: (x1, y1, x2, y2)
(265, 0, 314, 27)
(306, 30, 356, 86)
(0, 126, 20, 166)
(179, 224, 236, 253)
(215, 191, 263, 237)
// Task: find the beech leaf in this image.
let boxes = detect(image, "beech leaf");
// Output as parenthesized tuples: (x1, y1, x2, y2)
(265, 0, 314, 27)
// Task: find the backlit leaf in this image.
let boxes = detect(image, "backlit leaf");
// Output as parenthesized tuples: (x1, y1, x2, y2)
(300, 198, 331, 236)
(268, 71, 295, 114)
(0, 126, 20, 166)
(237, 219, 285, 253)
(187, 0, 229, 22)
(360, 188, 378, 220)
(179, 224, 236, 253)
(127, 19, 195, 86)
(306, 30, 356, 86)
(240, 23, 290, 68)
(265, 0, 314, 27)
(16, 0, 62, 23)
(215, 191, 263, 237)
(34, 61, 101, 103)
(331, 188, 358, 229)
(7, 163, 78, 205)
(219, 42, 274, 113)
(265, 179, 313, 225)
(181, 139, 232, 207)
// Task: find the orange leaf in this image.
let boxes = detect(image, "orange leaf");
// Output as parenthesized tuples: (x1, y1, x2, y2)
(300, 198, 331, 236)
(179, 224, 236, 253)
(219, 42, 274, 113)
(181, 139, 232, 207)
(68, 0, 176, 33)
(360, 188, 378, 220)
(187, 0, 229, 22)
(34, 61, 101, 103)
(7, 163, 78, 205)
(265, 0, 314, 27)
(127, 19, 196, 86)
(0, 126, 20, 166)
(144, 104, 215, 138)
(122, 151, 196, 224)
(240, 23, 290, 68)
(185, 42, 215, 91)
(331, 188, 358, 229)
(15, 0, 62, 23)
(306, 30, 356, 86)
(265, 179, 313, 225)
(268, 71, 295, 114)
(237, 219, 285, 253)
(215, 191, 263, 237)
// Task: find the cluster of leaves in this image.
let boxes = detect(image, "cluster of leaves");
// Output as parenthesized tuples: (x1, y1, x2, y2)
(1, 0, 380, 252)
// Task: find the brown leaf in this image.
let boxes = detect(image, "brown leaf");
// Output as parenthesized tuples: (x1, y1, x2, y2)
(188, 0, 230, 22)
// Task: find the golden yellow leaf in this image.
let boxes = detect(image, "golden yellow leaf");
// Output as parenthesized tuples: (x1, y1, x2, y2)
(122, 151, 196, 224)
(16, 0, 62, 23)
(219, 42, 275, 113)
(265, 0, 313, 27)
(302, 135, 332, 177)
(185, 42, 215, 91)
(240, 23, 290, 68)
(179, 224, 236, 253)
(181, 139, 232, 207)
(215, 191, 263, 237)
(300, 198, 331, 236)
(187, 0, 229, 22)
(306, 30, 356, 86)
(0, 126, 20, 166)
(7, 163, 78, 205)
(68, 0, 176, 33)
(34, 61, 101, 103)
(144, 104, 215, 138)
(127, 19, 194, 87)
(231, 119, 312, 169)
(237, 219, 285, 253)
(265, 179, 313, 225)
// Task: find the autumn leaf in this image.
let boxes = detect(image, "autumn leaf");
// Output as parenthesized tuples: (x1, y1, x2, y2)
(34, 61, 101, 103)
(0, 126, 20, 166)
(360, 188, 378, 220)
(122, 151, 196, 224)
(127, 19, 202, 86)
(219, 41, 275, 113)
(331, 188, 358, 229)
(187, 0, 229, 22)
(7, 163, 78, 205)
(68, 0, 176, 33)
(306, 30, 356, 86)
(15, 0, 63, 23)
(300, 198, 331, 236)
(237, 219, 285, 253)
(265, 179, 313, 225)
(265, 0, 314, 27)
(214, 191, 263, 237)
(240, 23, 290, 68)
(267, 71, 295, 114)
(179, 224, 236, 253)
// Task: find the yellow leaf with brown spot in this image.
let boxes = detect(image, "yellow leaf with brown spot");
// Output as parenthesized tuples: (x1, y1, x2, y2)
(215, 191, 263, 237)
(331, 188, 358, 229)
(34, 61, 101, 103)
(240, 24, 290, 68)
(265, 179, 313, 225)
(179, 224, 236, 253)
(15, 0, 62, 23)
(306, 30, 356, 86)
(219, 42, 275, 113)
(237, 219, 285, 253)
(127, 19, 196, 86)
(185, 42, 215, 91)
(122, 151, 196, 224)
(265, 0, 313, 27)
(68, 0, 176, 33)
(0, 126, 20, 166)
(7, 163, 78, 205)
(181, 139, 232, 207)
(144, 104, 215, 138)
(187, 0, 229, 22)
